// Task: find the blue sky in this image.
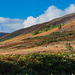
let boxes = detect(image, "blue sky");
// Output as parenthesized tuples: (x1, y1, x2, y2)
(0, 0, 75, 32)
(0, 0, 75, 19)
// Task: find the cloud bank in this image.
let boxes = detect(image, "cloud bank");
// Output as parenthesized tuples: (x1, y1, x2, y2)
(0, 4, 75, 32)
(23, 4, 75, 28)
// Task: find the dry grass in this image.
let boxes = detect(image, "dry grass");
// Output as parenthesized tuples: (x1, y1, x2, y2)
(0, 19, 75, 46)
(0, 41, 75, 55)
(0, 20, 75, 56)
(58, 20, 75, 32)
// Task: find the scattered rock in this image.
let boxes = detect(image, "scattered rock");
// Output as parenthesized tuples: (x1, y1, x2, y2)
(71, 26, 73, 27)
(39, 51, 42, 53)
(39, 51, 46, 53)
(56, 46, 58, 47)
(43, 46, 47, 47)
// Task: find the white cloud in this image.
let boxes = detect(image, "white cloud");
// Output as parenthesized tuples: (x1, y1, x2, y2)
(23, 16, 38, 28)
(65, 4, 75, 14)
(0, 17, 24, 32)
(23, 4, 75, 28)
(0, 4, 75, 33)
(0, 17, 9, 23)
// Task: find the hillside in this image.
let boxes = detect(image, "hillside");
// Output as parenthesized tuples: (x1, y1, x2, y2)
(1, 0, 75, 74)
(0, 32, 8, 37)
(0, 13, 75, 42)
(0, 13, 75, 55)
(0, 13, 75, 75)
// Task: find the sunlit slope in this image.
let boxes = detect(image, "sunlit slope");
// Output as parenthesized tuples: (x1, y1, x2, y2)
(0, 18, 75, 45)
(0, 13, 75, 42)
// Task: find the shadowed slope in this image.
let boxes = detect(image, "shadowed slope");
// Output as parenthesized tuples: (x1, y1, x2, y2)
(0, 32, 8, 37)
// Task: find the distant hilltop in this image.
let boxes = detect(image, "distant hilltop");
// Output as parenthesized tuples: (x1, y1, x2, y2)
(0, 32, 8, 37)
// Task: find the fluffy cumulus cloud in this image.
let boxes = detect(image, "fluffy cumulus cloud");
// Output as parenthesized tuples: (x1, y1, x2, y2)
(0, 4, 75, 33)
(23, 4, 75, 28)
(23, 16, 38, 28)
(23, 6, 63, 28)
(65, 4, 75, 14)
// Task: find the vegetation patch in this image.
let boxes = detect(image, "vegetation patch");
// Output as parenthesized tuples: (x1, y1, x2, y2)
(19, 31, 75, 49)
(0, 31, 75, 49)
(58, 24, 62, 29)
(31, 24, 59, 35)
(32, 30, 39, 35)
(0, 53, 75, 74)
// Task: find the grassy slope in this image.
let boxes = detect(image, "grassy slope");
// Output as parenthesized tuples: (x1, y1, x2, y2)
(0, 13, 75, 55)
(0, 13, 75, 42)
(0, 18, 75, 46)
(0, 18, 75, 45)
(0, 31, 75, 51)
(0, 13, 75, 75)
